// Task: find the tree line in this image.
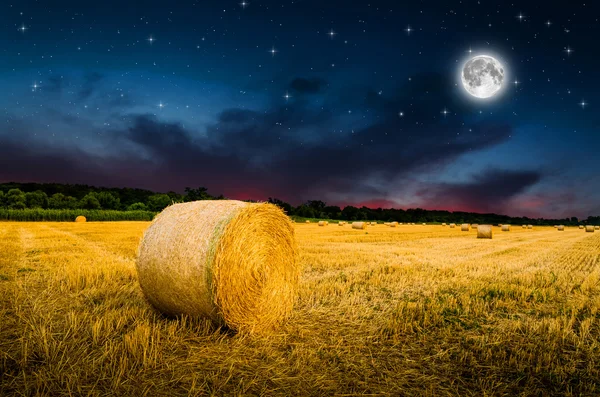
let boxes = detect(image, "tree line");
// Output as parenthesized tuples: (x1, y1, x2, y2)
(0, 182, 596, 225)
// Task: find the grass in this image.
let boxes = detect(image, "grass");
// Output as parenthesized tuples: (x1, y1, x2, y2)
(0, 222, 599, 395)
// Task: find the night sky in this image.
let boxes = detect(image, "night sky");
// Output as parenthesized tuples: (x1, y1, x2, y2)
(1, 1, 599, 218)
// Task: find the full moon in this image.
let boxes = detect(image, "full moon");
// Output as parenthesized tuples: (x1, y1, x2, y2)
(461, 55, 505, 99)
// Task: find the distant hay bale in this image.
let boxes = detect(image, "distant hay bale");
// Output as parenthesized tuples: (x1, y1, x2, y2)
(595, 226, 600, 230)
(527, 225, 533, 229)
(305, 220, 310, 223)
(136, 200, 299, 334)
(471, 224, 478, 228)
(477, 225, 492, 239)
(558, 225, 565, 231)
(554, 225, 558, 228)
(442, 223, 446, 226)
(388, 223, 397, 228)
(502, 225, 511, 232)
(586, 226, 594, 233)
(422, 223, 426, 226)
(371, 222, 377, 226)
(352, 222, 367, 230)
(461, 224, 469, 231)
(75, 215, 87, 223)
(579, 225, 584, 229)
(522, 225, 527, 229)
(318, 221, 327, 226)
(338, 223, 344, 226)
(449, 223, 456, 228)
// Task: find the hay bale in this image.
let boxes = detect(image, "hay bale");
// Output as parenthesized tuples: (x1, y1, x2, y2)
(371, 222, 377, 226)
(461, 224, 470, 231)
(338, 223, 344, 226)
(136, 200, 298, 333)
(527, 225, 533, 229)
(305, 220, 310, 223)
(449, 223, 456, 228)
(318, 221, 327, 226)
(579, 225, 584, 229)
(522, 225, 527, 229)
(502, 225, 511, 232)
(554, 225, 558, 228)
(471, 224, 478, 228)
(558, 225, 564, 231)
(422, 223, 426, 226)
(442, 223, 446, 226)
(477, 225, 492, 239)
(75, 215, 87, 223)
(352, 222, 367, 230)
(595, 226, 600, 230)
(388, 223, 397, 228)
(586, 225, 594, 233)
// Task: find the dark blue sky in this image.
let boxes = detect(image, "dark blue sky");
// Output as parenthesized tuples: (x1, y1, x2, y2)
(1, 0, 598, 218)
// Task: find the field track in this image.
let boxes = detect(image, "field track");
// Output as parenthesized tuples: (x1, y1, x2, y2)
(1, 222, 599, 396)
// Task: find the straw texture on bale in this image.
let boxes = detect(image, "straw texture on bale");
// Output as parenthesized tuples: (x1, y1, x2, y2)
(449, 223, 456, 228)
(586, 225, 594, 233)
(461, 224, 470, 231)
(352, 222, 367, 230)
(75, 215, 87, 223)
(318, 221, 327, 226)
(527, 225, 533, 229)
(502, 225, 511, 232)
(558, 225, 565, 231)
(136, 200, 299, 334)
(477, 225, 492, 239)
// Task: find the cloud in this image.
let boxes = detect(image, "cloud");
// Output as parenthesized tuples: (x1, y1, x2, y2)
(416, 169, 544, 213)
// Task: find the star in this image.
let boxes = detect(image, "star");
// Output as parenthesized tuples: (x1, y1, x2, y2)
(269, 46, 277, 56)
(239, 1, 249, 9)
(18, 24, 27, 33)
(31, 82, 40, 92)
(467, 47, 473, 54)
(283, 92, 291, 101)
(398, 111, 404, 117)
(545, 20, 552, 27)
(513, 79, 520, 87)
(328, 29, 336, 39)
(441, 108, 450, 117)
(564, 46, 573, 56)
(158, 101, 165, 109)
(579, 99, 587, 109)
(147, 35, 155, 44)
(404, 25, 413, 35)
(516, 12, 525, 22)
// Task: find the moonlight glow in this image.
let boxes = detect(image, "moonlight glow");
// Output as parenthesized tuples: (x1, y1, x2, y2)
(461, 55, 505, 99)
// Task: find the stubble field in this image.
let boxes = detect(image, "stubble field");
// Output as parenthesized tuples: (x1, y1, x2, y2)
(0, 222, 599, 396)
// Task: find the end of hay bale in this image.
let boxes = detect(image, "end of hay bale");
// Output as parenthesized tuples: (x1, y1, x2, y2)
(352, 222, 367, 230)
(585, 225, 594, 233)
(75, 215, 87, 223)
(461, 224, 470, 231)
(477, 225, 492, 239)
(136, 200, 299, 334)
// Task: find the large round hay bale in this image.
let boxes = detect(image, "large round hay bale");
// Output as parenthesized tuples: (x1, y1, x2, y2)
(449, 223, 456, 228)
(527, 225, 533, 229)
(461, 224, 470, 231)
(477, 225, 492, 239)
(522, 225, 527, 229)
(305, 220, 310, 223)
(442, 223, 446, 226)
(586, 225, 595, 233)
(352, 222, 367, 230)
(75, 215, 87, 223)
(136, 200, 299, 333)
(579, 225, 584, 230)
(595, 226, 600, 230)
(558, 225, 565, 231)
(502, 225, 511, 232)
(318, 221, 327, 226)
